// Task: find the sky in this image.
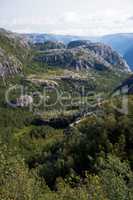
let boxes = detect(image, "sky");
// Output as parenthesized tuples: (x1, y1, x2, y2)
(0, 0, 133, 36)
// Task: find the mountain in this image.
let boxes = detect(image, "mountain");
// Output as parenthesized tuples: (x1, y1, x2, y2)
(99, 33, 133, 56)
(33, 41, 130, 72)
(22, 33, 90, 44)
(124, 46, 133, 70)
(0, 28, 130, 78)
(23, 32, 133, 55)
(0, 28, 30, 77)
(22, 32, 133, 70)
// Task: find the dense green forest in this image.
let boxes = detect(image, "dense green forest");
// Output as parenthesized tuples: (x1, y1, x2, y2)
(1, 75, 133, 200)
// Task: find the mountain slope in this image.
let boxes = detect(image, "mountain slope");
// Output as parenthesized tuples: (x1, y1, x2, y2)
(0, 28, 30, 77)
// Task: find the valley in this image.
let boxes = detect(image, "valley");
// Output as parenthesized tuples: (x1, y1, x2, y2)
(0, 28, 133, 200)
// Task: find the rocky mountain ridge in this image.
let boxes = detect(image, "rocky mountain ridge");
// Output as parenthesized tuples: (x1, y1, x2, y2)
(34, 41, 130, 72)
(22, 32, 133, 71)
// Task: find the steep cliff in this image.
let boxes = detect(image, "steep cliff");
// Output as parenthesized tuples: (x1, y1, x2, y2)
(0, 28, 30, 77)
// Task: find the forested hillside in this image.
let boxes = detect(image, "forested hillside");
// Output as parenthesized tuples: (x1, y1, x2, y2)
(0, 29, 133, 200)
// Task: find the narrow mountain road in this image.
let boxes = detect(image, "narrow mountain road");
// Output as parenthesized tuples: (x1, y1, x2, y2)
(69, 99, 108, 127)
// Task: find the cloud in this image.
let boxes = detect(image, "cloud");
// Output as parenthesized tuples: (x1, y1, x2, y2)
(63, 12, 79, 23)
(51, 10, 133, 36)
(0, 0, 133, 35)
(128, 16, 133, 21)
(1, 8, 133, 36)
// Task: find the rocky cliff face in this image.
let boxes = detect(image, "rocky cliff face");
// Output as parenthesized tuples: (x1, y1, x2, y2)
(0, 28, 30, 77)
(0, 47, 22, 77)
(84, 43, 130, 72)
(34, 41, 130, 72)
(34, 47, 112, 71)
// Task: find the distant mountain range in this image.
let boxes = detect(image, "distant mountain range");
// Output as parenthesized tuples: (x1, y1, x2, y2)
(23, 32, 133, 70)
(22, 32, 133, 54)
(99, 34, 133, 71)
(99, 33, 133, 55)
(33, 40, 130, 73)
(0, 27, 132, 78)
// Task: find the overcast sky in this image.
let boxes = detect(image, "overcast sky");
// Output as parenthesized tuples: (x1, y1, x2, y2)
(0, 0, 133, 36)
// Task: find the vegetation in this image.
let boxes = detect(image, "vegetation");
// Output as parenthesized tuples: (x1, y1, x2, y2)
(0, 29, 133, 199)
(0, 74, 133, 199)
